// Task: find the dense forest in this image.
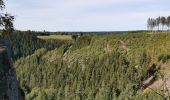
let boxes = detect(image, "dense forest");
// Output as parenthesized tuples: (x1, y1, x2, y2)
(2, 30, 72, 60)
(2, 30, 169, 99)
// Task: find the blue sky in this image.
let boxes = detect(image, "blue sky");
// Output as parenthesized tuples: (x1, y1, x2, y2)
(5, 0, 170, 32)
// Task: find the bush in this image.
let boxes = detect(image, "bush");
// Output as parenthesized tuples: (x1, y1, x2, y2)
(71, 35, 78, 41)
(158, 54, 170, 63)
(71, 35, 91, 50)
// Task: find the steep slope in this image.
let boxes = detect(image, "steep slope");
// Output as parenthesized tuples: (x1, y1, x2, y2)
(0, 39, 23, 100)
(14, 32, 170, 99)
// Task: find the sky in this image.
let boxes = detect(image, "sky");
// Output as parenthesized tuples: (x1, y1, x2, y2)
(5, 0, 170, 32)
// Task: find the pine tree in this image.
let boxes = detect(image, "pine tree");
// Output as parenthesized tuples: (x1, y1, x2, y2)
(161, 16, 166, 31)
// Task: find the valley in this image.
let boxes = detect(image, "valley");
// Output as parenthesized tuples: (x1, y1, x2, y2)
(1, 31, 170, 99)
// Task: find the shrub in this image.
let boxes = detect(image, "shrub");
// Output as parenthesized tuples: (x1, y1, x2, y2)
(158, 54, 170, 63)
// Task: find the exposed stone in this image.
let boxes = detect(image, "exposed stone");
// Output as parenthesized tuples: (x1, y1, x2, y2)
(0, 39, 23, 100)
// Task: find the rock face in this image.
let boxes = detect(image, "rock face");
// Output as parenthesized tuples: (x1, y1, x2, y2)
(0, 39, 23, 100)
(6, 68, 19, 100)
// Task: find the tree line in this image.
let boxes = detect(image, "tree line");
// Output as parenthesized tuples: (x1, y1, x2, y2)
(147, 16, 170, 31)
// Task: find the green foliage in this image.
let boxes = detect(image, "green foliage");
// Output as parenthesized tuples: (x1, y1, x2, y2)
(71, 35, 78, 41)
(4, 30, 72, 60)
(158, 54, 170, 63)
(13, 32, 170, 100)
(71, 35, 91, 50)
(15, 48, 153, 99)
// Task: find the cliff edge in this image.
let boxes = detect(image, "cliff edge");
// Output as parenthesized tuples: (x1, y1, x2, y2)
(0, 39, 23, 100)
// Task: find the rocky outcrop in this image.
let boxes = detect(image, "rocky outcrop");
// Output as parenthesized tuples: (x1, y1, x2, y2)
(6, 68, 19, 100)
(0, 39, 24, 100)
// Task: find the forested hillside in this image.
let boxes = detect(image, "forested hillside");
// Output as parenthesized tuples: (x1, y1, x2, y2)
(9, 31, 170, 99)
(3, 31, 72, 60)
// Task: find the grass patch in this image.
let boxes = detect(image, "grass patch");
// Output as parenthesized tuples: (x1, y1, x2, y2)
(37, 35, 73, 41)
